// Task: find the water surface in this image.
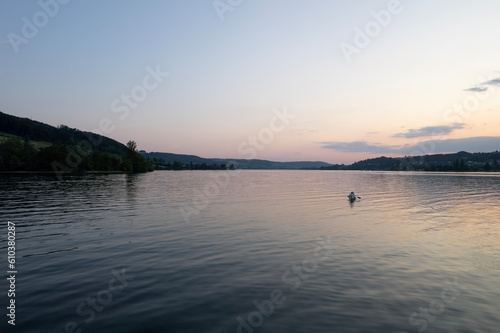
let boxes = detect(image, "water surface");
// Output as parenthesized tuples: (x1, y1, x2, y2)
(0, 170, 499, 332)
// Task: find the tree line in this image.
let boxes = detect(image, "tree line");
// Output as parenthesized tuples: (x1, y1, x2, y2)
(0, 112, 127, 155)
(0, 137, 152, 173)
(146, 158, 236, 171)
(318, 152, 500, 172)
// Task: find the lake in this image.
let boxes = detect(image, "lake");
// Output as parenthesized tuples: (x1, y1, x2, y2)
(0, 170, 499, 333)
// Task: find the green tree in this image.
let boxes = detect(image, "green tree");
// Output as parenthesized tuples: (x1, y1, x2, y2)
(0, 138, 37, 171)
(120, 157, 133, 172)
(35, 144, 68, 171)
(126, 140, 137, 157)
(172, 160, 184, 170)
(460, 159, 467, 171)
(122, 140, 150, 173)
(131, 152, 148, 172)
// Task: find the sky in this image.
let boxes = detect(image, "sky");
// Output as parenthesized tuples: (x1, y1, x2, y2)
(1, 0, 500, 164)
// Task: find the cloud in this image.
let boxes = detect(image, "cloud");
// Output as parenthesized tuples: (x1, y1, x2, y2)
(464, 76, 500, 92)
(483, 78, 500, 86)
(393, 123, 464, 138)
(464, 86, 488, 92)
(322, 136, 500, 155)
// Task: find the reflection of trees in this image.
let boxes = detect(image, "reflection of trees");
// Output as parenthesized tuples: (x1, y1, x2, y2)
(125, 173, 139, 203)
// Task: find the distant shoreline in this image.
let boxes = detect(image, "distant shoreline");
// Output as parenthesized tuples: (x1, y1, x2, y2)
(1, 169, 499, 175)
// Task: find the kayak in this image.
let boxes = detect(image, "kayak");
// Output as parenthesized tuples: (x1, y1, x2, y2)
(348, 197, 356, 203)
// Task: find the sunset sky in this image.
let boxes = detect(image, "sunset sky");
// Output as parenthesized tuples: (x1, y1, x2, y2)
(1, 0, 500, 164)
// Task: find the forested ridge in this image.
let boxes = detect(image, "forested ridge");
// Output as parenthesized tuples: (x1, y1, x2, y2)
(0, 111, 151, 173)
(317, 152, 500, 172)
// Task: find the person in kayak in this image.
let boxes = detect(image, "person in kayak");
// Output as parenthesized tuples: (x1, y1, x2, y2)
(348, 192, 356, 201)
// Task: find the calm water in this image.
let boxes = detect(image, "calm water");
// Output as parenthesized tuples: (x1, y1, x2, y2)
(0, 170, 499, 333)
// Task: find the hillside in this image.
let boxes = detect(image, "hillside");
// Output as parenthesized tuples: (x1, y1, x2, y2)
(0, 111, 149, 173)
(140, 151, 332, 170)
(319, 151, 500, 172)
(214, 159, 332, 169)
(0, 111, 127, 155)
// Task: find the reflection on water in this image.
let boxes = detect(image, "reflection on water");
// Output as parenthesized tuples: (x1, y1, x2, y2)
(0, 171, 499, 333)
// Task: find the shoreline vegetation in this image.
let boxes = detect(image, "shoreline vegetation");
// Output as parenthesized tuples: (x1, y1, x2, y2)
(308, 153, 500, 172)
(0, 111, 151, 174)
(0, 134, 152, 174)
(1, 111, 499, 173)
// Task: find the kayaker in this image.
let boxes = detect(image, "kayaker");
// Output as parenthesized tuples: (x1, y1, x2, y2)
(348, 192, 356, 200)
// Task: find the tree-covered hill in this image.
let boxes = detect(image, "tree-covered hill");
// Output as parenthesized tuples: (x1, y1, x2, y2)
(0, 111, 126, 155)
(319, 151, 500, 172)
(0, 111, 150, 173)
(140, 151, 332, 170)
